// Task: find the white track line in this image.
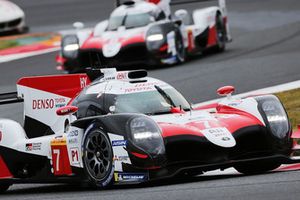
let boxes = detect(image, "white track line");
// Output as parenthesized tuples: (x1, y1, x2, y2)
(0, 47, 60, 63)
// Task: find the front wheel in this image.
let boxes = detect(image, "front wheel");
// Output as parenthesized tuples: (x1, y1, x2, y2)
(234, 161, 281, 175)
(82, 123, 114, 188)
(214, 13, 226, 52)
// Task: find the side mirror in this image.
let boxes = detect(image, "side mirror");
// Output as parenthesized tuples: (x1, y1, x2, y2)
(73, 22, 84, 30)
(217, 86, 235, 97)
(175, 9, 188, 19)
(56, 106, 78, 116)
(174, 9, 188, 25)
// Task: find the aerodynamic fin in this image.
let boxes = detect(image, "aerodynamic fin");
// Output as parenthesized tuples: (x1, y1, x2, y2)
(16, 74, 90, 137)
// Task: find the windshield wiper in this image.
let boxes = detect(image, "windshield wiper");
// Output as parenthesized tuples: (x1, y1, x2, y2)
(154, 85, 176, 108)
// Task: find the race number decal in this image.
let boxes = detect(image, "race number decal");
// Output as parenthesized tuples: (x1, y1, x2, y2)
(50, 137, 72, 176)
(70, 147, 80, 165)
(201, 127, 236, 148)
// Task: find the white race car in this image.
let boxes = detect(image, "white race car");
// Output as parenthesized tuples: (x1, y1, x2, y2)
(57, 0, 232, 73)
(0, 68, 300, 192)
(0, 0, 28, 34)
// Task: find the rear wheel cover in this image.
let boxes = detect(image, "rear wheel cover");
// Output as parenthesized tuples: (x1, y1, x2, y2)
(83, 124, 114, 188)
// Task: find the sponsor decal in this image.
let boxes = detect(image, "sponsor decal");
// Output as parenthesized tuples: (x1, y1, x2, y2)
(32, 98, 66, 110)
(112, 140, 127, 147)
(202, 127, 236, 148)
(80, 77, 88, 88)
(51, 137, 67, 146)
(117, 72, 127, 80)
(222, 137, 231, 141)
(114, 172, 148, 182)
(54, 98, 67, 108)
(113, 155, 129, 162)
(70, 148, 80, 164)
(228, 100, 242, 107)
(68, 130, 79, 137)
(25, 142, 42, 151)
(124, 82, 161, 93)
(68, 138, 78, 144)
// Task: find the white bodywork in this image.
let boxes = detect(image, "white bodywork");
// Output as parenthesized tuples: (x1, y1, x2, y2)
(0, 0, 26, 33)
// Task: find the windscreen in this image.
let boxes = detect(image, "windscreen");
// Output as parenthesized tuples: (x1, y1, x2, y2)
(107, 12, 153, 31)
(108, 88, 190, 115)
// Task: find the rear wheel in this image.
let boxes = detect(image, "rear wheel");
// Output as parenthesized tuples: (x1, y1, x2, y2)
(82, 123, 114, 188)
(234, 161, 281, 175)
(175, 30, 186, 63)
(214, 13, 226, 52)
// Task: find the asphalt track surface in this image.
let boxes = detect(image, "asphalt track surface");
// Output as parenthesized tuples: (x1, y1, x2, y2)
(1, 0, 300, 199)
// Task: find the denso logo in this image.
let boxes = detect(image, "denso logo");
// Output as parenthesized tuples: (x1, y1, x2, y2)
(32, 99, 55, 110)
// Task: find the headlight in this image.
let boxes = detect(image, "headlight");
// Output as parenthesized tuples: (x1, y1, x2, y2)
(259, 96, 290, 139)
(130, 117, 165, 155)
(63, 44, 79, 51)
(147, 34, 164, 42)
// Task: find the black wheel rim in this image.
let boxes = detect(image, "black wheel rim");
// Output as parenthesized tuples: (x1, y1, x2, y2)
(84, 130, 112, 181)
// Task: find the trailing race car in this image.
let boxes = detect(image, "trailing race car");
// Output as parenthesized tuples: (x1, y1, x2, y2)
(0, 68, 300, 192)
(56, 0, 232, 73)
(0, 0, 28, 34)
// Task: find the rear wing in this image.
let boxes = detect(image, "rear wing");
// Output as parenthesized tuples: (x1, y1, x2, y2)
(0, 92, 23, 105)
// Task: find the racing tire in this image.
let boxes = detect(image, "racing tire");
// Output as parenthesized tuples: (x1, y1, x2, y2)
(0, 183, 11, 193)
(175, 30, 186, 63)
(214, 13, 226, 52)
(234, 161, 281, 175)
(82, 122, 114, 188)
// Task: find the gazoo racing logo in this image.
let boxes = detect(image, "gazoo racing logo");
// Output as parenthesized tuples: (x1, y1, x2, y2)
(32, 98, 66, 110)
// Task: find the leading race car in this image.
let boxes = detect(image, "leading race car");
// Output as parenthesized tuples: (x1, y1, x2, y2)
(0, 68, 300, 192)
(0, 0, 28, 34)
(56, 0, 232, 73)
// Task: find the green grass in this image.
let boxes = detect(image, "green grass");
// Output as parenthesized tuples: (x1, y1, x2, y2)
(0, 40, 19, 50)
(276, 88, 300, 131)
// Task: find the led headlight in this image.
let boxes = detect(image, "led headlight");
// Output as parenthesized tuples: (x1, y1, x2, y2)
(260, 96, 289, 139)
(63, 44, 79, 52)
(147, 34, 164, 42)
(130, 116, 165, 155)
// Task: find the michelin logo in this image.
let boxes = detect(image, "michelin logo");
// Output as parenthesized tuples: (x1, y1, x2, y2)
(114, 173, 148, 182)
(112, 140, 127, 147)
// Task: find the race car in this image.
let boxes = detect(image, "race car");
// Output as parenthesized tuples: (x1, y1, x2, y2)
(56, 0, 231, 73)
(0, 0, 28, 34)
(0, 68, 299, 192)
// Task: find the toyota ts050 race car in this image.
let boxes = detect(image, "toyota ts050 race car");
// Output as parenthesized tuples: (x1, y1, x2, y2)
(56, 0, 232, 73)
(0, 68, 300, 192)
(0, 0, 28, 34)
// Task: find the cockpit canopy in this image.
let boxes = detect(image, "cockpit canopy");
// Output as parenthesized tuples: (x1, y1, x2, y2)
(72, 74, 190, 118)
(107, 1, 166, 31)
